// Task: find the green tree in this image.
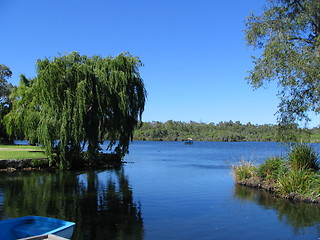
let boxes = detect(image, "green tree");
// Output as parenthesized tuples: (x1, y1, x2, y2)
(5, 52, 146, 169)
(245, 0, 320, 125)
(4, 75, 39, 144)
(0, 65, 14, 144)
(0, 65, 12, 94)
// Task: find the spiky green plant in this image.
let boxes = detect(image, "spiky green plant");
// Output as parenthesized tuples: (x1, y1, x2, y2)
(232, 161, 257, 182)
(277, 169, 320, 199)
(288, 144, 319, 171)
(257, 156, 288, 180)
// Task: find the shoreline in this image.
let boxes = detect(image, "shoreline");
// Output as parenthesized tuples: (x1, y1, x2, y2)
(0, 155, 123, 171)
(0, 144, 123, 171)
(0, 157, 124, 171)
(0, 158, 49, 171)
(235, 178, 320, 204)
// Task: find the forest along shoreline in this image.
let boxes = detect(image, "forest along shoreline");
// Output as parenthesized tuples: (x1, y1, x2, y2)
(233, 143, 320, 204)
(132, 120, 320, 143)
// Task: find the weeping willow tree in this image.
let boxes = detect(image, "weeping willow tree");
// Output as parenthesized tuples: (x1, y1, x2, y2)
(5, 52, 146, 169)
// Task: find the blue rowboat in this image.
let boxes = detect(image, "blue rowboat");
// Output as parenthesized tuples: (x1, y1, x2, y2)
(0, 216, 75, 240)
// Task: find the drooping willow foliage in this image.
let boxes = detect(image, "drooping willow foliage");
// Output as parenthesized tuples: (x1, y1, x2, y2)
(5, 52, 146, 169)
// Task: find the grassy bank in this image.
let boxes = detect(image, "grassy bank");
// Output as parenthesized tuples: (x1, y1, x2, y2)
(233, 144, 320, 203)
(0, 145, 47, 160)
(0, 145, 122, 170)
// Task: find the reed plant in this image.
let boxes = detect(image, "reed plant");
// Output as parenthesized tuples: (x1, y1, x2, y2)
(257, 156, 288, 181)
(288, 143, 319, 171)
(232, 160, 257, 182)
(277, 169, 320, 199)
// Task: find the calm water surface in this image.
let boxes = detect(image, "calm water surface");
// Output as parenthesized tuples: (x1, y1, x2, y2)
(0, 141, 320, 240)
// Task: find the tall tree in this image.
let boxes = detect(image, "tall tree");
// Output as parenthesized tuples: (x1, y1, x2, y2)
(0, 65, 12, 96)
(0, 65, 14, 144)
(5, 52, 146, 168)
(4, 75, 39, 144)
(245, 0, 320, 125)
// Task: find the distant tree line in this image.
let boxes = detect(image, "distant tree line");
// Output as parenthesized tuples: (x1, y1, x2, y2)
(133, 120, 320, 143)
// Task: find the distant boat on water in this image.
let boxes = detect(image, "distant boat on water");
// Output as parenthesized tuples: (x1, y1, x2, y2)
(184, 138, 193, 145)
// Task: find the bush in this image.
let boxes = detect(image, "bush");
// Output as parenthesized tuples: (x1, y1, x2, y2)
(233, 144, 320, 202)
(233, 161, 257, 182)
(257, 156, 287, 180)
(277, 169, 319, 198)
(288, 144, 319, 171)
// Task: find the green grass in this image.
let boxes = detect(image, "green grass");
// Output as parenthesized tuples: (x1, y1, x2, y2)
(0, 145, 47, 160)
(277, 169, 320, 198)
(257, 156, 288, 180)
(232, 160, 257, 182)
(0, 145, 42, 149)
(288, 143, 319, 171)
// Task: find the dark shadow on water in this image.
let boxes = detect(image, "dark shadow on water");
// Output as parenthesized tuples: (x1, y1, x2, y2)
(234, 184, 320, 235)
(0, 169, 144, 240)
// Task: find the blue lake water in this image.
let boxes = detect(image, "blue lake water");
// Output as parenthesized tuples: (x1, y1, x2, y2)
(0, 141, 320, 239)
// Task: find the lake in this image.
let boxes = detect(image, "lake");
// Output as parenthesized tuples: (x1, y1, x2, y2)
(0, 141, 319, 240)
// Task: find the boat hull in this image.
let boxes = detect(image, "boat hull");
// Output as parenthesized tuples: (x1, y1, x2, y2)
(0, 216, 75, 240)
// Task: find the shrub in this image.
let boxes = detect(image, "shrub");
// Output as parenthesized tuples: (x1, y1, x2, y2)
(257, 156, 287, 180)
(233, 144, 320, 202)
(233, 161, 257, 182)
(288, 144, 319, 171)
(277, 169, 319, 198)
(31, 158, 49, 167)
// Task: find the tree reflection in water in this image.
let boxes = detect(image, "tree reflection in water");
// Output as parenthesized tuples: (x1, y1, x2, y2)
(0, 169, 144, 240)
(234, 184, 320, 235)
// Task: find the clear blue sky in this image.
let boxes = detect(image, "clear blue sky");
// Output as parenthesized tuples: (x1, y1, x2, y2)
(1, 0, 318, 127)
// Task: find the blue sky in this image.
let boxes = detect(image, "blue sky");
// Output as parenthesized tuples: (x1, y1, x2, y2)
(1, 0, 318, 126)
